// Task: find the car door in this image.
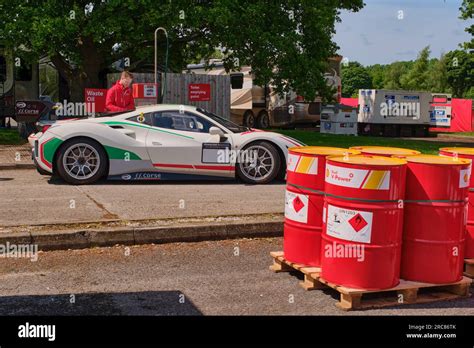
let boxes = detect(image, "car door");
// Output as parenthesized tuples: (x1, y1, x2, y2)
(145, 110, 234, 177)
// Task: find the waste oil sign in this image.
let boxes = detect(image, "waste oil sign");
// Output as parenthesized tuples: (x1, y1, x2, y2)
(84, 88, 107, 113)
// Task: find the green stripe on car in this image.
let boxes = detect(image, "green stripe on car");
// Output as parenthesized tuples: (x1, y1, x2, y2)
(43, 138, 64, 163)
(103, 145, 141, 160)
(101, 121, 194, 139)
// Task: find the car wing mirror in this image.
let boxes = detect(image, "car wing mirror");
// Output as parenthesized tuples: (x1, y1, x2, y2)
(209, 126, 225, 137)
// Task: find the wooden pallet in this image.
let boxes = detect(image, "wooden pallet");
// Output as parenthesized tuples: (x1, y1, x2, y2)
(270, 251, 472, 311)
(465, 259, 474, 278)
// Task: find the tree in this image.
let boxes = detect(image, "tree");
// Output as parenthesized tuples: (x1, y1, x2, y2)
(366, 64, 386, 89)
(0, 0, 364, 101)
(427, 54, 449, 93)
(383, 61, 412, 90)
(400, 46, 431, 91)
(341, 62, 372, 97)
(459, 0, 473, 50)
(444, 49, 474, 98)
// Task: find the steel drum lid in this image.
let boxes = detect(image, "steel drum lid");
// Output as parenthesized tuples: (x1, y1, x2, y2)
(406, 154, 471, 166)
(289, 146, 360, 156)
(439, 147, 474, 156)
(350, 146, 420, 156)
(327, 154, 407, 166)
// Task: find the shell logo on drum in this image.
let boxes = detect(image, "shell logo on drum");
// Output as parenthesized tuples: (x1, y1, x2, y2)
(325, 164, 390, 190)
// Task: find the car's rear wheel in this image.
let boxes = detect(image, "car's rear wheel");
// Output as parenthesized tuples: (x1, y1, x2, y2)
(236, 141, 281, 184)
(56, 138, 107, 185)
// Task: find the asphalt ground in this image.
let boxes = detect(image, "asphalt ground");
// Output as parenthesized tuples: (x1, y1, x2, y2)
(0, 168, 285, 226)
(0, 237, 472, 315)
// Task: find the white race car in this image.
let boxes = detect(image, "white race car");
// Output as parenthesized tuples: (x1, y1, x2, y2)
(30, 104, 304, 185)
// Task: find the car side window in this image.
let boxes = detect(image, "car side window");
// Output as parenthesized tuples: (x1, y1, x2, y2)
(152, 111, 214, 133)
(126, 113, 153, 126)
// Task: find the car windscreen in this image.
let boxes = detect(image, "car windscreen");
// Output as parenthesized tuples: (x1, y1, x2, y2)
(197, 108, 248, 133)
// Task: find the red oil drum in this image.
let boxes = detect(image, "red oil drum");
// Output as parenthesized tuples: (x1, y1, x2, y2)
(401, 155, 471, 283)
(284, 147, 360, 266)
(350, 146, 420, 157)
(321, 155, 407, 290)
(439, 147, 474, 258)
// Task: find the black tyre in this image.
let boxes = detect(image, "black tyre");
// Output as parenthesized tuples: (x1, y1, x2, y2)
(56, 137, 108, 185)
(243, 111, 255, 128)
(236, 141, 281, 184)
(256, 111, 270, 129)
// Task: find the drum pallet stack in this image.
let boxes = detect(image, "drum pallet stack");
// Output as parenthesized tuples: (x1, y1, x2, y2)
(271, 146, 473, 311)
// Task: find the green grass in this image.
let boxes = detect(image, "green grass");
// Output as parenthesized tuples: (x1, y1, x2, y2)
(0, 126, 470, 154)
(0, 129, 27, 145)
(276, 130, 471, 155)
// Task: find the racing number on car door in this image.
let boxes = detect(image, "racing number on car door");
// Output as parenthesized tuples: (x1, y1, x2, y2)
(145, 110, 234, 176)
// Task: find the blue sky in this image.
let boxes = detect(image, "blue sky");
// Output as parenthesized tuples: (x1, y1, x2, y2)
(334, 0, 471, 66)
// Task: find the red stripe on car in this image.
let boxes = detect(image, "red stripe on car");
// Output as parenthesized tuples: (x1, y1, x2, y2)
(153, 163, 234, 171)
(153, 163, 194, 169)
(39, 138, 54, 169)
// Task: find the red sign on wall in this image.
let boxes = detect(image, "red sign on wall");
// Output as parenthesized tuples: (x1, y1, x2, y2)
(188, 83, 211, 101)
(133, 83, 159, 99)
(84, 88, 107, 113)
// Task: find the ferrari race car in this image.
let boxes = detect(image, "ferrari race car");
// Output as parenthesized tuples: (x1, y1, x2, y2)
(30, 104, 304, 185)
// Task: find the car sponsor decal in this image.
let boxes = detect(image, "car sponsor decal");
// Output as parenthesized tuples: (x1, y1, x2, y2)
(103, 145, 141, 160)
(326, 204, 373, 244)
(201, 143, 232, 164)
(101, 121, 195, 140)
(40, 137, 64, 169)
(284, 190, 308, 223)
(108, 172, 233, 181)
(325, 163, 390, 190)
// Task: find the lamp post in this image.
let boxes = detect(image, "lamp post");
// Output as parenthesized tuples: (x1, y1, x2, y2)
(154, 27, 168, 103)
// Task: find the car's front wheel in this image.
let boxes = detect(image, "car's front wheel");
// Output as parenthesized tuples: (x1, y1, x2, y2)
(56, 138, 107, 185)
(236, 141, 281, 184)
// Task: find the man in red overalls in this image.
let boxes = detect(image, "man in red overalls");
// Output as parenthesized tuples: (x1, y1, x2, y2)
(105, 71, 135, 112)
